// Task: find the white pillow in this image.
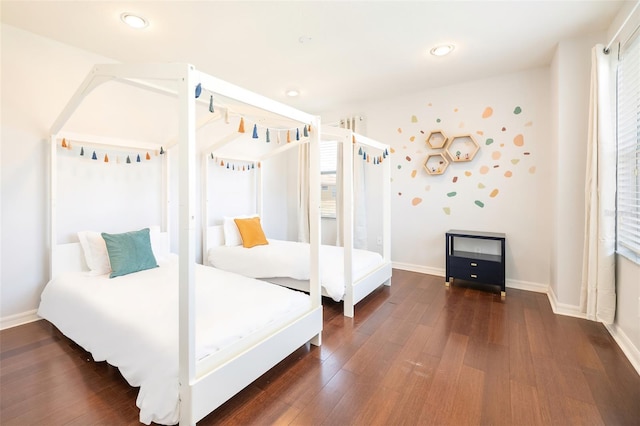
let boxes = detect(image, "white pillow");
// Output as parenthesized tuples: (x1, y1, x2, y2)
(149, 226, 169, 261)
(77, 231, 111, 275)
(223, 215, 258, 246)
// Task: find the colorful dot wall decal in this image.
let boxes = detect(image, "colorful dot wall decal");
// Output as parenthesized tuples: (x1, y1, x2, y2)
(511, 159, 520, 165)
(464, 171, 472, 177)
(397, 128, 402, 133)
(475, 200, 485, 208)
(454, 108, 459, 112)
(502, 127, 507, 131)
(452, 176, 458, 183)
(443, 207, 451, 215)
(411, 115, 418, 122)
(478, 183, 485, 189)
(397, 165, 402, 169)
(436, 118, 441, 123)
(447, 192, 457, 197)
(514, 134, 524, 146)
(490, 189, 499, 198)
(486, 138, 494, 145)
(412, 197, 422, 206)
(411, 170, 417, 178)
(480, 165, 490, 174)
(492, 151, 501, 160)
(525, 121, 533, 127)
(390, 147, 396, 153)
(482, 107, 493, 118)
(409, 136, 415, 142)
(514, 106, 522, 114)
(529, 166, 536, 174)
(477, 130, 484, 135)
(504, 171, 513, 177)
(406, 156, 412, 161)
(425, 185, 431, 191)
(398, 192, 402, 196)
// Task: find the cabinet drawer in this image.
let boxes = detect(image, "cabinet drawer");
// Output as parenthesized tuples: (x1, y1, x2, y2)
(448, 257, 503, 283)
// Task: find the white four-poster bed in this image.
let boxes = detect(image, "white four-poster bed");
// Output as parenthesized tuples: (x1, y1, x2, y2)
(202, 125, 392, 318)
(40, 63, 323, 425)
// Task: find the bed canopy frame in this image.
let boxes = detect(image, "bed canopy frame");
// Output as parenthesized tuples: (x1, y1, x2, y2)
(48, 63, 322, 425)
(202, 122, 392, 317)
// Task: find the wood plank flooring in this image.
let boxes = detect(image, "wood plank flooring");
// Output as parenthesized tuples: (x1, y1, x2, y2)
(1, 269, 639, 425)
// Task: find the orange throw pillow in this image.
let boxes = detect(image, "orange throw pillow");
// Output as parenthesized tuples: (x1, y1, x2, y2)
(234, 217, 269, 248)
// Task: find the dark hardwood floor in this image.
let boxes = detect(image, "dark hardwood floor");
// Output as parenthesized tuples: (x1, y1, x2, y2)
(1, 269, 639, 425)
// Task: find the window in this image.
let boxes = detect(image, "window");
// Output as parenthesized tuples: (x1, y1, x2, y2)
(320, 140, 337, 218)
(616, 33, 640, 263)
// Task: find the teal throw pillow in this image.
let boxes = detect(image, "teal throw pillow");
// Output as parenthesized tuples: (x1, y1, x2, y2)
(102, 228, 158, 278)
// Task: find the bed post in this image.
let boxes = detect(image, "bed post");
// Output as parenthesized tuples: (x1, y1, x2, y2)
(177, 64, 197, 426)
(49, 134, 58, 279)
(309, 116, 322, 346)
(342, 130, 355, 317)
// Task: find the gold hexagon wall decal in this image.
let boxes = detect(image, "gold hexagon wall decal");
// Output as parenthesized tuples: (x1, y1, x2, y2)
(446, 134, 480, 162)
(426, 130, 448, 149)
(423, 153, 449, 175)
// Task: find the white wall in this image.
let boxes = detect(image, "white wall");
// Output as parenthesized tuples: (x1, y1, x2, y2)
(0, 25, 121, 326)
(327, 68, 552, 291)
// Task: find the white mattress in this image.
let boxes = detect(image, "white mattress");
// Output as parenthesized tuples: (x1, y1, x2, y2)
(207, 239, 384, 301)
(37, 254, 311, 425)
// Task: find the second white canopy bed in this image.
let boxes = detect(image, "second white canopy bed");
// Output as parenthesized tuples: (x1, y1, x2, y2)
(203, 126, 392, 317)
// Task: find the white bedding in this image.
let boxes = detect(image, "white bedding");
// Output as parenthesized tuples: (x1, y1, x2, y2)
(207, 239, 384, 301)
(37, 254, 311, 425)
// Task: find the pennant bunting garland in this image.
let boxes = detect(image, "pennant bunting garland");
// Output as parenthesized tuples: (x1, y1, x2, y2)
(195, 83, 202, 98)
(358, 147, 363, 155)
(147, 152, 151, 160)
(80, 147, 85, 156)
(303, 125, 309, 137)
(92, 151, 97, 160)
(61, 138, 67, 148)
(266, 128, 270, 143)
(296, 128, 300, 141)
(252, 124, 258, 139)
(277, 131, 281, 144)
(287, 130, 291, 143)
(238, 117, 245, 133)
(136, 154, 141, 163)
(160, 147, 165, 155)
(104, 154, 109, 163)
(67, 140, 72, 150)
(209, 95, 214, 113)
(126, 156, 131, 164)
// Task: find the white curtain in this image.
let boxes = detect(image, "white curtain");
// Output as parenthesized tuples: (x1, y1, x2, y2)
(297, 143, 310, 243)
(335, 142, 344, 246)
(353, 146, 367, 249)
(580, 44, 616, 324)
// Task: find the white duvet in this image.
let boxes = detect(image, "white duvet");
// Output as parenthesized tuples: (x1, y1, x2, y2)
(207, 239, 384, 301)
(37, 254, 311, 425)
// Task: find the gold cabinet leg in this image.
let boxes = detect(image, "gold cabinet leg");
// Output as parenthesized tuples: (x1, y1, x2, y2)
(501, 291, 506, 297)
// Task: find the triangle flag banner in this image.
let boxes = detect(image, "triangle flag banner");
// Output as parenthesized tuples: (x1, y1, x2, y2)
(266, 128, 271, 143)
(252, 124, 258, 139)
(296, 128, 300, 141)
(358, 147, 363, 156)
(126, 156, 131, 164)
(209, 95, 214, 113)
(146, 152, 151, 160)
(92, 151, 97, 160)
(160, 147, 165, 155)
(287, 130, 291, 143)
(80, 147, 85, 156)
(61, 138, 67, 148)
(136, 154, 141, 162)
(104, 154, 109, 163)
(303, 126, 309, 137)
(195, 83, 202, 98)
(238, 117, 245, 133)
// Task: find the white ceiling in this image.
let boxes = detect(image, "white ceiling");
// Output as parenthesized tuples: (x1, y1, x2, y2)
(0, 1, 627, 114)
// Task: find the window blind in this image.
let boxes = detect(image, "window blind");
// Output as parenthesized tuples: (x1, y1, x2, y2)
(616, 32, 640, 262)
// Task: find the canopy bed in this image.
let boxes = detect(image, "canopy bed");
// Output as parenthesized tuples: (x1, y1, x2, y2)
(203, 125, 392, 317)
(41, 63, 323, 425)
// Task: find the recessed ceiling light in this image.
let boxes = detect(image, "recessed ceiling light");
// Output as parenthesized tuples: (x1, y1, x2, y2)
(286, 89, 300, 97)
(430, 44, 455, 57)
(121, 13, 148, 29)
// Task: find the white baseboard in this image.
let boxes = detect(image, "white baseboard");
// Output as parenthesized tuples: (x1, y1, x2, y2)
(604, 322, 640, 376)
(392, 262, 548, 293)
(1, 309, 40, 330)
(546, 285, 588, 319)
